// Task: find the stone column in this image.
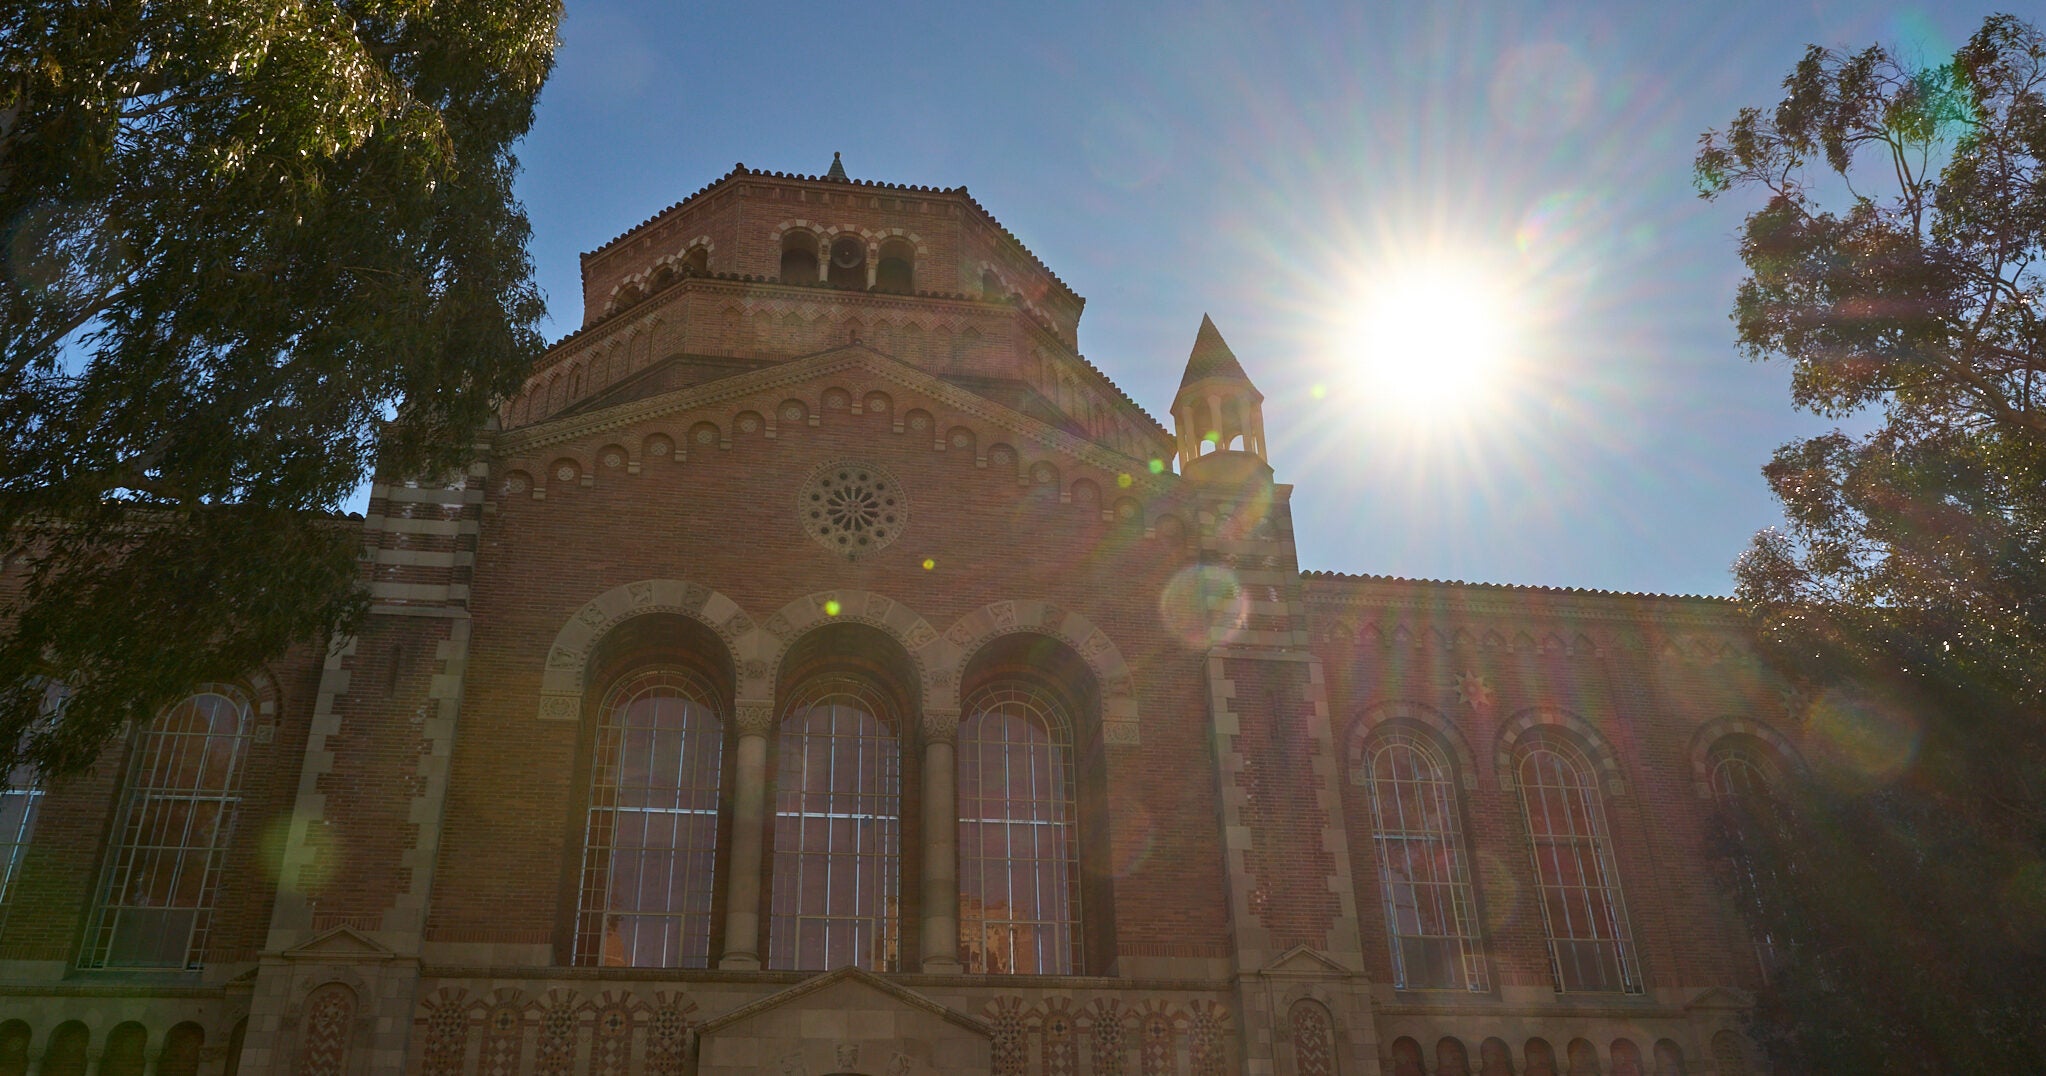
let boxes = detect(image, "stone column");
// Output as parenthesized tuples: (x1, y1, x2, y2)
(919, 706, 964, 973)
(720, 699, 776, 970)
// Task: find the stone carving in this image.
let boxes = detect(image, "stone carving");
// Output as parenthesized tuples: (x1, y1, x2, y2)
(799, 461, 907, 558)
(735, 702, 776, 737)
(922, 708, 961, 743)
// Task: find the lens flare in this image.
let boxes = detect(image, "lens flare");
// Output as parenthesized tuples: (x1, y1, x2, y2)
(1806, 686, 1921, 787)
(1159, 564, 1247, 648)
(1338, 255, 1526, 419)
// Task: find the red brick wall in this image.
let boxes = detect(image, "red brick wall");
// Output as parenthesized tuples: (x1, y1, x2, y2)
(1310, 585, 1793, 993)
(425, 390, 1232, 956)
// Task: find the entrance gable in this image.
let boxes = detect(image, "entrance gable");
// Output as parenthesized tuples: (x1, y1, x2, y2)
(694, 967, 990, 1075)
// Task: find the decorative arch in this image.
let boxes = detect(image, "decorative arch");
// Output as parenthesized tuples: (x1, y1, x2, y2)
(943, 600, 1139, 745)
(1495, 707, 1630, 796)
(753, 590, 943, 710)
(535, 580, 753, 722)
(1687, 717, 1806, 800)
(1350, 700, 1480, 790)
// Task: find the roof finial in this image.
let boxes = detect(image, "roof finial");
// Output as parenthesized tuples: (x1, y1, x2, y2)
(826, 151, 848, 181)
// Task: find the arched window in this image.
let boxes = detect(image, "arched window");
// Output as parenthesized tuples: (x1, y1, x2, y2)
(875, 238, 915, 294)
(770, 675, 902, 971)
(84, 686, 252, 968)
(160, 1024, 204, 1076)
(1360, 729, 1486, 990)
(1708, 735, 1787, 985)
(0, 1020, 27, 1076)
(1709, 739, 1779, 804)
(1709, 1031, 1752, 1076)
(1514, 738, 1641, 993)
(958, 682, 1081, 974)
(0, 683, 60, 919)
(982, 268, 1006, 299)
(574, 669, 725, 967)
(102, 1023, 146, 1076)
(42, 1023, 86, 1076)
(780, 230, 820, 282)
(683, 246, 709, 274)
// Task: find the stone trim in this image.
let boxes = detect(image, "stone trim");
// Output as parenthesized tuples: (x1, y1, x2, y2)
(1495, 707, 1630, 797)
(1348, 700, 1482, 791)
(1687, 717, 1806, 800)
(943, 600, 1140, 745)
(534, 579, 752, 722)
(495, 343, 1170, 493)
(755, 588, 945, 709)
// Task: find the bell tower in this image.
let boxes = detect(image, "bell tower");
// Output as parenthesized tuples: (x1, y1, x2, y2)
(1172, 314, 1268, 475)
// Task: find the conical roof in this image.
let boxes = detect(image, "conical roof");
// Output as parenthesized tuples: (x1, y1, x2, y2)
(826, 151, 848, 180)
(1177, 314, 1259, 395)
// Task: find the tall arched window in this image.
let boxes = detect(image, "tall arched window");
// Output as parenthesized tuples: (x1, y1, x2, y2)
(771, 675, 901, 971)
(0, 683, 58, 920)
(958, 682, 1082, 974)
(1361, 729, 1487, 990)
(1708, 735, 1786, 985)
(574, 669, 725, 967)
(84, 686, 252, 968)
(1709, 739, 1778, 804)
(1514, 738, 1641, 993)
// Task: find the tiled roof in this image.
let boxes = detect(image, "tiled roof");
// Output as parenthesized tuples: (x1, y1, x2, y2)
(579, 163, 1084, 304)
(1179, 313, 1255, 393)
(1299, 569, 1735, 604)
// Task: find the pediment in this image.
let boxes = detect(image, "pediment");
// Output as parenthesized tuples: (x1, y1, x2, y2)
(281, 925, 394, 962)
(1685, 986, 1755, 1011)
(495, 342, 1167, 494)
(1259, 944, 1354, 977)
(696, 965, 987, 1037)
(694, 967, 990, 1076)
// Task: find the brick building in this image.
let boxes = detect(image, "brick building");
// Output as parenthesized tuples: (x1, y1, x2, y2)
(0, 158, 1796, 1075)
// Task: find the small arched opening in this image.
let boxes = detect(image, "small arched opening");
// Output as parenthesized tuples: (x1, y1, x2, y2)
(875, 237, 916, 294)
(780, 230, 820, 282)
(827, 235, 868, 289)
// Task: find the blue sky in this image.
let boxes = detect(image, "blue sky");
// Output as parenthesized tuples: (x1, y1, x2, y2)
(510, 1, 1990, 597)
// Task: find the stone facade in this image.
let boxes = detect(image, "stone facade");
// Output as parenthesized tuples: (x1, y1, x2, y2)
(0, 162, 1787, 1075)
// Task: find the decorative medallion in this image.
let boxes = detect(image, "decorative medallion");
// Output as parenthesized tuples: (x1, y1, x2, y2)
(1455, 671, 1495, 711)
(798, 462, 907, 558)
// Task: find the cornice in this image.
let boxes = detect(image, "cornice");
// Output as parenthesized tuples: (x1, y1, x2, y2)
(495, 344, 1180, 498)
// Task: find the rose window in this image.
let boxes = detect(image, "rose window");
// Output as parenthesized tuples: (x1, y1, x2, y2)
(800, 463, 906, 556)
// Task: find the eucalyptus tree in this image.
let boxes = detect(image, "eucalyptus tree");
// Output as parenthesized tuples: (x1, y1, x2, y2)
(1697, 14, 2046, 1070)
(0, 1, 559, 773)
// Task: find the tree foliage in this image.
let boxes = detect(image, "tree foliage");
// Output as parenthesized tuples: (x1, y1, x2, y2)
(0, 1, 559, 774)
(1697, 14, 2046, 1070)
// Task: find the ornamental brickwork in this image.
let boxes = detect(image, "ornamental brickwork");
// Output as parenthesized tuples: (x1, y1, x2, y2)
(0, 161, 1781, 1075)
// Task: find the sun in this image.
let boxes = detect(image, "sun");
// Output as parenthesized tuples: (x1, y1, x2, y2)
(1341, 257, 1523, 418)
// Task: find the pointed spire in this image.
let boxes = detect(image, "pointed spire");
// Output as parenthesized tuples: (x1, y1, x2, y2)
(1172, 314, 1270, 473)
(1178, 314, 1257, 394)
(826, 151, 848, 181)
